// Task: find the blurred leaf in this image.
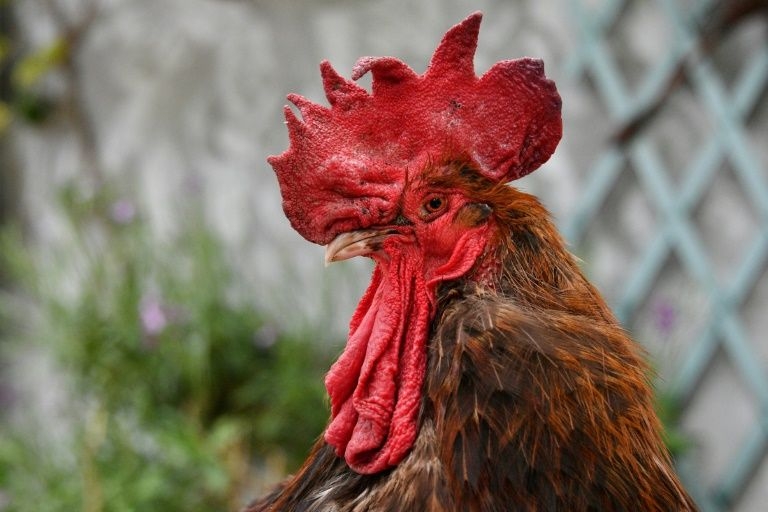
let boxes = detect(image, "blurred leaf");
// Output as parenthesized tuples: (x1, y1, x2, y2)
(655, 388, 693, 459)
(0, 189, 335, 508)
(0, 35, 11, 64)
(12, 90, 55, 123)
(0, 101, 11, 133)
(12, 38, 69, 89)
(0, 225, 34, 285)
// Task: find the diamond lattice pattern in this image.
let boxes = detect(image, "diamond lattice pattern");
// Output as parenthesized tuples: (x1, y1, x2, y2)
(562, 1, 768, 510)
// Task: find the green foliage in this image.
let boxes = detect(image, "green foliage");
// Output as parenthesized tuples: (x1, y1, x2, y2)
(0, 30, 67, 130)
(0, 35, 11, 64)
(11, 90, 54, 124)
(654, 389, 693, 460)
(0, 101, 10, 133)
(0, 185, 334, 510)
(11, 38, 68, 90)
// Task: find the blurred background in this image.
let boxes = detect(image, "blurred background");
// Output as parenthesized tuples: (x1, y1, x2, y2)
(0, 0, 766, 510)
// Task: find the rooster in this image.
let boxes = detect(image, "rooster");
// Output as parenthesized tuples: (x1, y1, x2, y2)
(248, 12, 697, 512)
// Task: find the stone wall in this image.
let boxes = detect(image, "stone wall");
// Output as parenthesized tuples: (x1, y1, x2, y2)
(8, 0, 768, 509)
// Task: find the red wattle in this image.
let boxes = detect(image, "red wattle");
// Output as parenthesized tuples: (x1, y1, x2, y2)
(323, 227, 490, 474)
(324, 253, 431, 474)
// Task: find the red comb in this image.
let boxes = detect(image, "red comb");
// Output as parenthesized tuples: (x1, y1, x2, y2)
(268, 12, 562, 245)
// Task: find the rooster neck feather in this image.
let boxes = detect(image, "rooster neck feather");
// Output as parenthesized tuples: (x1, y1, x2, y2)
(430, 164, 615, 324)
(246, 215, 697, 511)
(251, 10, 696, 512)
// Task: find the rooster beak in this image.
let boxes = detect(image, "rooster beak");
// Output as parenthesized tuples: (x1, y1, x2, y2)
(324, 229, 398, 266)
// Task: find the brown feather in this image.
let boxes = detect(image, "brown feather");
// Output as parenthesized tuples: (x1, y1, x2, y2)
(244, 161, 697, 511)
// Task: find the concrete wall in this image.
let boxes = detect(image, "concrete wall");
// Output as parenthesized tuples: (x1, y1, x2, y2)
(8, 0, 768, 509)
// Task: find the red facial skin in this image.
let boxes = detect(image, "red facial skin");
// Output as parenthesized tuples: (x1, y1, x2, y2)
(322, 163, 495, 474)
(375, 180, 491, 275)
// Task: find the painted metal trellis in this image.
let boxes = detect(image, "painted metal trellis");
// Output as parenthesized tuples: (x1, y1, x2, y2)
(561, 0, 768, 510)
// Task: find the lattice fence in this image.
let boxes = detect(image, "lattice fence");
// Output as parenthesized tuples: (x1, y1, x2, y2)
(561, 1, 768, 510)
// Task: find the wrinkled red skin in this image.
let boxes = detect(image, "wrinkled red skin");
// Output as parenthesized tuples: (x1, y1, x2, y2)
(268, 12, 561, 246)
(324, 175, 492, 474)
(267, 12, 562, 475)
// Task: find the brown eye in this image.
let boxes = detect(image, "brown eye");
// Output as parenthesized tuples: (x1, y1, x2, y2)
(421, 195, 447, 219)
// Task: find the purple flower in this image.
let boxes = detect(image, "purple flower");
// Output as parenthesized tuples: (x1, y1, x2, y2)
(651, 298, 677, 336)
(139, 295, 169, 337)
(110, 199, 137, 225)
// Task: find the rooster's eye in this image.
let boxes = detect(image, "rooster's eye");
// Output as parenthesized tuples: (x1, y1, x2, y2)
(426, 197, 443, 211)
(421, 195, 447, 220)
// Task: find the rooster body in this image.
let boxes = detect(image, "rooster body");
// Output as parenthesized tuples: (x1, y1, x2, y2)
(251, 13, 696, 512)
(248, 170, 696, 511)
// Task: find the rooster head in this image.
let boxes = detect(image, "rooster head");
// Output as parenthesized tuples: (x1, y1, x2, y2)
(268, 12, 562, 474)
(269, 12, 561, 247)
